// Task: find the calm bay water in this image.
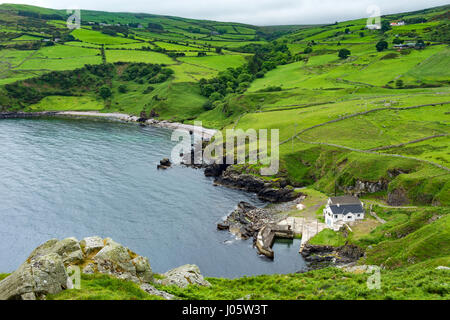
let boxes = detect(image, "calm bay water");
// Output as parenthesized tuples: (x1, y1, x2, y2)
(0, 118, 305, 277)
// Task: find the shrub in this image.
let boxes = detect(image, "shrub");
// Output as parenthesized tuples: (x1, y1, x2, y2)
(376, 40, 388, 52)
(258, 86, 282, 92)
(99, 86, 112, 99)
(143, 86, 154, 94)
(338, 48, 351, 59)
(303, 46, 313, 54)
(118, 85, 128, 93)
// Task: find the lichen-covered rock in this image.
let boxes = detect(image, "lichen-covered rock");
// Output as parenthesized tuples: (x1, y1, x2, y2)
(94, 239, 136, 278)
(93, 238, 153, 283)
(0, 253, 69, 300)
(80, 236, 104, 256)
(28, 237, 83, 265)
(161, 264, 210, 288)
(132, 256, 153, 283)
(0, 236, 156, 300)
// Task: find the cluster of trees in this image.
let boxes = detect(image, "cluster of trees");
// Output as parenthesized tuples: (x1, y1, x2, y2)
(199, 41, 293, 110)
(187, 27, 203, 34)
(17, 10, 63, 21)
(148, 23, 164, 32)
(4, 64, 113, 104)
(92, 25, 130, 37)
(430, 22, 450, 44)
(168, 52, 186, 58)
(3, 62, 173, 106)
(119, 63, 173, 84)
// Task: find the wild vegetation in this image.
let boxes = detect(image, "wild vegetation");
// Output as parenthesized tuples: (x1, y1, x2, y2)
(0, 3, 449, 300)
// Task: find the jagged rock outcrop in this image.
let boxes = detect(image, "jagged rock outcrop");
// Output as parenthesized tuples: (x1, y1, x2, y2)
(214, 167, 301, 203)
(160, 264, 211, 288)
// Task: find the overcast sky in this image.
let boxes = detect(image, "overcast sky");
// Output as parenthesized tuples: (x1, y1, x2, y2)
(4, 0, 449, 25)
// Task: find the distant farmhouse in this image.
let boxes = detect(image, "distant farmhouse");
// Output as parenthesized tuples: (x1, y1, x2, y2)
(390, 21, 406, 26)
(323, 196, 365, 230)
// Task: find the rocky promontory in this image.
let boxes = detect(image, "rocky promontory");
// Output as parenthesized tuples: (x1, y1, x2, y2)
(211, 166, 302, 203)
(0, 237, 210, 300)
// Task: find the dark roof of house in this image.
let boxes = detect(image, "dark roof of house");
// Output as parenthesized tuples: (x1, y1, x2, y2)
(329, 195, 362, 205)
(329, 204, 365, 215)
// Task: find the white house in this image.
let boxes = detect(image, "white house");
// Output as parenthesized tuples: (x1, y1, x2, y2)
(323, 196, 365, 230)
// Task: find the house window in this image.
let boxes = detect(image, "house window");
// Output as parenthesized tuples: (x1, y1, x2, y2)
(334, 215, 338, 219)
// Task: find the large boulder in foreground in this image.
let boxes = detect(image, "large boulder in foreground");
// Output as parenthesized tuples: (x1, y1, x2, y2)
(160, 264, 211, 288)
(0, 236, 154, 300)
(0, 253, 70, 300)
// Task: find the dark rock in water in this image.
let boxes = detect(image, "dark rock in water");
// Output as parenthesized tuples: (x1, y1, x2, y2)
(217, 222, 230, 230)
(157, 158, 172, 170)
(204, 163, 229, 177)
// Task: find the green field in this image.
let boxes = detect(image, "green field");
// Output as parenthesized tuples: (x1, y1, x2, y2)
(28, 95, 104, 111)
(71, 28, 139, 45)
(105, 50, 175, 64)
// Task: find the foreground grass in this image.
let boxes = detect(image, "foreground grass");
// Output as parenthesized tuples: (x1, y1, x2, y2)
(47, 274, 163, 300)
(158, 262, 449, 300)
